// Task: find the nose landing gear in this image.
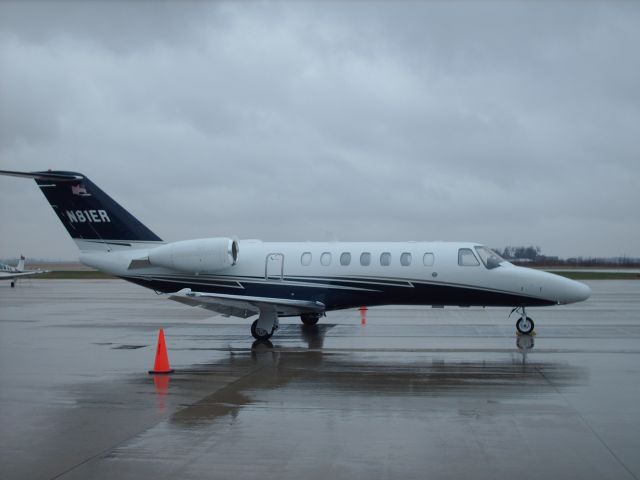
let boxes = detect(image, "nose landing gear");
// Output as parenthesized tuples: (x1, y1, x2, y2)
(511, 306, 535, 335)
(516, 316, 535, 335)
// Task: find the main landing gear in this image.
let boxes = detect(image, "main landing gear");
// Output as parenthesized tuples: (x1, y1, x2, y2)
(251, 320, 273, 340)
(251, 306, 280, 341)
(511, 306, 535, 335)
(300, 312, 322, 326)
(251, 310, 325, 340)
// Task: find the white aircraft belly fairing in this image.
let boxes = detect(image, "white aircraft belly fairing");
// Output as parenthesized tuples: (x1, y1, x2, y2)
(0, 169, 590, 339)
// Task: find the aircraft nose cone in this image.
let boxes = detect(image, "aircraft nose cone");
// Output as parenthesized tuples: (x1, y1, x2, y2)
(574, 281, 591, 302)
(560, 278, 591, 304)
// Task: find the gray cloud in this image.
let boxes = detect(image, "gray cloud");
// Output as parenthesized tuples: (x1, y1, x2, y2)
(1, 1, 639, 260)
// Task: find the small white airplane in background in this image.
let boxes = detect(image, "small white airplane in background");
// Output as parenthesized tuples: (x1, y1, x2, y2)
(0, 255, 48, 287)
(0, 169, 591, 340)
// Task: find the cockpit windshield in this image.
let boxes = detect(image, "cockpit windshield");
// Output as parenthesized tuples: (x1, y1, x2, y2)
(474, 246, 506, 269)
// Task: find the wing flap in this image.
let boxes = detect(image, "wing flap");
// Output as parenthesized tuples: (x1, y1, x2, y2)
(128, 258, 152, 269)
(167, 289, 325, 318)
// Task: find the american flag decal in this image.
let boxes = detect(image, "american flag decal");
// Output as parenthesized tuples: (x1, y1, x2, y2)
(71, 184, 91, 196)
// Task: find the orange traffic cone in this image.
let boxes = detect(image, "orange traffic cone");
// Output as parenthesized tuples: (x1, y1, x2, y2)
(148, 328, 174, 374)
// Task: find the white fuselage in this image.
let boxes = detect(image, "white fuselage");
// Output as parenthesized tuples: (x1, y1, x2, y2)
(79, 239, 591, 310)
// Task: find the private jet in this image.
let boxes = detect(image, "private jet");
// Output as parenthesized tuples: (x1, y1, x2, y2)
(0, 170, 590, 339)
(0, 255, 48, 287)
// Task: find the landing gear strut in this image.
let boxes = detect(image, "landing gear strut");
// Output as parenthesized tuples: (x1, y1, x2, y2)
(512, 306, 535, 335)
(300, 312, 322, 326)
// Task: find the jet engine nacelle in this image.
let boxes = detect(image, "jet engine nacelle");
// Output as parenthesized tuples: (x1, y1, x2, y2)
(148, 238, 238, 273)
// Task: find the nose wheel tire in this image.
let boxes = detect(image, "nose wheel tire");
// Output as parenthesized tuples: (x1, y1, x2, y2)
(516, 316, 535, 335)
(251, 319, 274, 341)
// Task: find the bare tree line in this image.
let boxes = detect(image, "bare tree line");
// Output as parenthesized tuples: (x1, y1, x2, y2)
(493, 246, 640, 268)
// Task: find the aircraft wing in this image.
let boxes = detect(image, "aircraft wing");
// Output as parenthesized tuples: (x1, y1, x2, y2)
(167, 288, 325, 318)
(0, 270, 48, 280)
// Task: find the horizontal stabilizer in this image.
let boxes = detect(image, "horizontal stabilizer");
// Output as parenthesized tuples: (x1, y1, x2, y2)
(0, 170, 83, 181)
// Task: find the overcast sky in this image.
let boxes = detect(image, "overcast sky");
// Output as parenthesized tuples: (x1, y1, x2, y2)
(1, 1, 639, 260)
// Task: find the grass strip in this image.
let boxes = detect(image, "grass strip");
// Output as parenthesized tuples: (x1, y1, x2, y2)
(547, 271, 640, 280)
(39, 271, 115, 279)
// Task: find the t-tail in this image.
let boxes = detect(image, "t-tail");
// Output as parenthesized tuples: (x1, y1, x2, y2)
(17, 255, 25, 272)
(0, 170, 163, 252)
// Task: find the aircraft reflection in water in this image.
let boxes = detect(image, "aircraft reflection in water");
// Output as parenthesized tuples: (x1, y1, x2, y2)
(0, 170, 590, 342)
(166, 328, 580, 429)
(516, 334, 535, 364)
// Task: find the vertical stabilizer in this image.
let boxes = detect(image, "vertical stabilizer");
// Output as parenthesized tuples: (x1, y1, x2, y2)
(0, 170, 163, 252)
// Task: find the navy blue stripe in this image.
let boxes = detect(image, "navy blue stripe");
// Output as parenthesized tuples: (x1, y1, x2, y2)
(142, 273, 546, 301)
(120, 275, 555, 309)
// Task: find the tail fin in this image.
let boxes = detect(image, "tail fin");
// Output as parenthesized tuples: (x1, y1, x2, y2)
(17, 255, 25, 272)
(0, 170, 162, 251)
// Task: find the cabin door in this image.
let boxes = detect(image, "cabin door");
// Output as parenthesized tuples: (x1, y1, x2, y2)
(265, 253, 284, 280)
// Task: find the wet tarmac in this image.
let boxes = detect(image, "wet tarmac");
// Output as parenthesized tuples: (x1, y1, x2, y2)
(1, 279, 639, 480)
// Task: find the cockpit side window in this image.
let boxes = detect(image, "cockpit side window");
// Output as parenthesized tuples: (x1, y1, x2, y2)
(458, 248, 480, 266)
(474, 246, 505, 269)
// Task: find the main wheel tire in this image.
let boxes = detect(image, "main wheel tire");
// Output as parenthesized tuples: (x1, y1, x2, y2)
(251, 319, 273, 340)
(516, 316, 535, 335)
(300, 313, 320, 326)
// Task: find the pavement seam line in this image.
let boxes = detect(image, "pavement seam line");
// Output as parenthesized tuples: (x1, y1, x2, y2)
(536, 366, 639, 480)
(48, 364, 270, 480)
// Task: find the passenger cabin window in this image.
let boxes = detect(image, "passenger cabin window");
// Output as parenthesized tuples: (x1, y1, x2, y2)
(301, 252, 312, 266)
(320, 252, 332, 266)
(458, 248, 480, 266)
(380, 252, 391, 266)
(340, 252, 351, 266)
(423, 253, 434, 266)
(400, 252, 412, 266)
(360, 252, 371, 266)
